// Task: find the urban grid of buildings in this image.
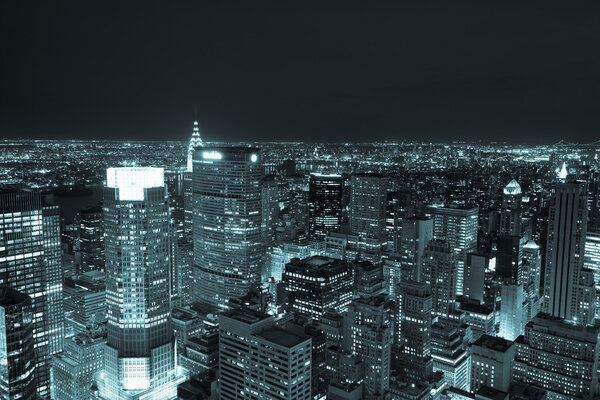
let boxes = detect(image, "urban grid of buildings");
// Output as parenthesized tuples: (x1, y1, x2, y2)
(2, 128, 600, 400)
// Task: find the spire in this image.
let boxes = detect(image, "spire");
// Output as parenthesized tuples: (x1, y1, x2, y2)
(558, 162, 568, 180)
(187, 118, 203, 172)
(503, 179, 521, 195)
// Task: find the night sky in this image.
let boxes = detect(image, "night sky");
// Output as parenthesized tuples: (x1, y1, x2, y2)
(1, 1, 599, 143)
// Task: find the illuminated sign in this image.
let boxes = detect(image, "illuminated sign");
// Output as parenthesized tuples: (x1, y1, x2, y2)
(203, 151, 223, 160)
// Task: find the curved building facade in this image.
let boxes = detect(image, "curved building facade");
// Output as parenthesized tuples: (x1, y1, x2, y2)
(193, 147, 264, 308)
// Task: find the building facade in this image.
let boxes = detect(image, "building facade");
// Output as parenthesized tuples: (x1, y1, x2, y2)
(193, 147, 264, 307)
(100, 167, 181, 399)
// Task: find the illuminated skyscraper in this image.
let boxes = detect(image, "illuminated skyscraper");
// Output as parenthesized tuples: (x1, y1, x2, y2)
(349, 174, 388, 251)
(282, 256, 353, 320)
(425, 205, 478, 296)
(186, 120, 203, 173)
(584, 228, 600, 319)
(100, 167, 181, 399)
(308, 173, 343, 239)
(0, 188, 63, 398)
(499, 179, 522, 236)
(0, 287, 36, 400)
(396, 280, 433, 380)
(543, 175, 595, 325)
(344, 294, 393, 398)
(422, 239, 458, 317)
(193, 147, 264, 307)
(77, 206, 104, 273)
(399, 216, 433, 282)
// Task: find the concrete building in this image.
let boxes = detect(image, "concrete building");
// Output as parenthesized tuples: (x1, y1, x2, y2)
(218, 308, 312, 400)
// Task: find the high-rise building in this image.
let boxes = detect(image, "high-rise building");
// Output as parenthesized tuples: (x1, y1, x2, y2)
(186, 120, 203, 173)
(51, 332, 105, 400)
(77, 205, 104, 273)
(193, 147, 263, 307)
(63, 271, 106, 336)
(584, 227, 600, 319)
(349, 174, 388, 254)
(422, 239, 458, 317)
(458, 300, 495, 342)
(495, 234, 523, 282)
(399, 216, 433, 282)
(543, 176, 595, 325)
(470, 335, 515, 392)
(431, 315, 472, 392)
(396, 280, 433, 380)
(344, 294, 393, 399)
(308, 173, 343, 239)
(0, 287, 36, 400)
(0, 188, 63, 398)
(425, 205, 478, 296)
(282, 256, 353, 321)
(498, 283, 524, 341)
(100, 167, 182, 399)
(463, 252, 491, 303)
(219, 308, 312, 400)
(513, 313, 600, 399)
(499, 179, 522, 236)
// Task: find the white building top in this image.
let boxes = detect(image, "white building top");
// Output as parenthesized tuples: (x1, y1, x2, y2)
(106, 167, 164, 201)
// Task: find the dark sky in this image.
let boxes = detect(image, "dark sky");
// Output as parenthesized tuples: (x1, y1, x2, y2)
(1, 1, 599, 143)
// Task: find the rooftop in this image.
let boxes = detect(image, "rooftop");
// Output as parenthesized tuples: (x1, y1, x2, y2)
(473, 334, 513, 352)
(256, 326, 310, 348)
(221, 307, 271, 325)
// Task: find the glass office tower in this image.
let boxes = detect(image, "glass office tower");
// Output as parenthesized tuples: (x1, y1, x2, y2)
(100, 167, 181, 399)
(193, 147, 264, 308)
(0, 188, 63, 398)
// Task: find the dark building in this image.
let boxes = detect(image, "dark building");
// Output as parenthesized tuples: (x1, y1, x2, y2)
(282, 256, 353, 321)
(499, 179, 522, 236)
(308, 173, 343, 239)
(77, 206, 104, 273)
(543, 175, 595, 325)
(0, 287, 36, 400)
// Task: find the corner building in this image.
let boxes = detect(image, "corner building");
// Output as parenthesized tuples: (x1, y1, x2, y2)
(193, 147, 264, 307)
(100, 168, 182, 399)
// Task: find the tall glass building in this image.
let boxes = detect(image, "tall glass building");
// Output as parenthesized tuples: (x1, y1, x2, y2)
(0, 286, 36, 400)
(193, 147, 264, 308)
(425, 204, 478, 296)
(0, 188, 63, 398)
(308, 173, 343, 239)
(100, 167, 182, 399)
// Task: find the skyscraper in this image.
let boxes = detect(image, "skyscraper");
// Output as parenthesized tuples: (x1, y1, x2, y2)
(218, 308, 312, 400)
(422, 239, 458, 317)
(543, 175, 595, 325)
(498, 282, 524, 341)
(399, 216, 433, 282)
(0, 287, 36, 400)
(308, 173, 343, 239)
(513, 313, 600, 399)
(0, 188, 63, 398)
(499, 179, 522, 236)
(396, 280, 433, 380)
(100, 167, 181, 399)
(186, 120, 203, 173)
(470, 335, 515, 392)
(349, 173, 387, 242)
(344, 294, 393, 398)
(425, 205, 478, 296)
(77, 205, 104, 273)
(282, 256, 353, 321)
(193, 147, 263, 308)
